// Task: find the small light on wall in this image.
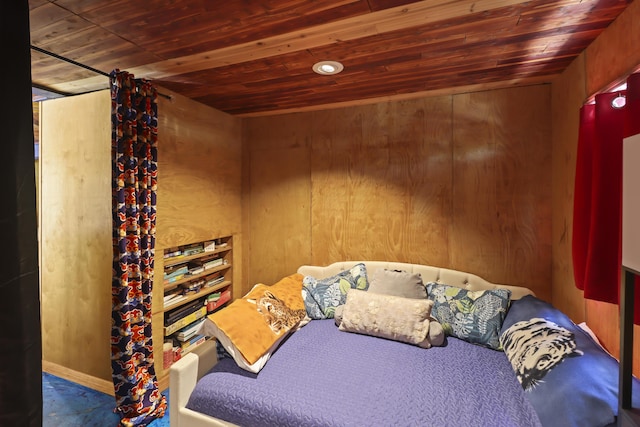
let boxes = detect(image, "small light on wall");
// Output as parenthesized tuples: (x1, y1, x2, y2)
(312, 61, 344, 75)
(612, 93, 627, 109)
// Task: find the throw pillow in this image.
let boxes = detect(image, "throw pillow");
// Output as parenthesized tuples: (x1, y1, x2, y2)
(302, 263, 369, 319)
(426, 282, 511, 350)
(368, 268, 427, 299)
(500, 295, 640, 427)
(339, 289, 434, 348)
(202, 273, 308, 373)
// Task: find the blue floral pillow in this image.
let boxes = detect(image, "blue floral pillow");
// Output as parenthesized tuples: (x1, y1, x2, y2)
(426, 282, 511, 350)
(302, 263, 369, 319)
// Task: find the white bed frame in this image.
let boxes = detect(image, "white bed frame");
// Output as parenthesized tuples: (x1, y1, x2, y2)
(169, 261, 535, 427)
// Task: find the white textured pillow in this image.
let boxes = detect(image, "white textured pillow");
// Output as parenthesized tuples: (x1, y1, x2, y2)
(339, 289, 434, 348)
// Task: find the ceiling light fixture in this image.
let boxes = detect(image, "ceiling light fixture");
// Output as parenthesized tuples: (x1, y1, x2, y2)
(312, 61, 344, 75)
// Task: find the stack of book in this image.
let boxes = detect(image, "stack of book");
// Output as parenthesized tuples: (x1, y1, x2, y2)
(180, 278, 206, 295)
(203, 256, 223, 269)
(182, 242, 204, 257)
(204, 271, 225, 288)
(164, 264, 188, 284)
(187, 261, 205, 276)
(206, 288, 232, 313)
(164, 298, 207, 335)
(171, 317, 208, 355)
(175, 318, 205, 342)
(163, 247, 182, 259)
(189, 255, 223, 271)
(164, 291, 188, 308)
(179, 334, 208, 354)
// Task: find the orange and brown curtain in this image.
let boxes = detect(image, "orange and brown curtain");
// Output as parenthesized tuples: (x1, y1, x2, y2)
(573, 72, 640, 321)
(110, 69, 166, 426)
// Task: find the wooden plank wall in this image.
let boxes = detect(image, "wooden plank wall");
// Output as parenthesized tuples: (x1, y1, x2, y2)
(550, 53, 587, 324)
(243, 85, 552, 300)
(39, 90, 113, 387)
(551, 0, 640, 374)
(39, 88, 242, 390)
(152, 88, 242, 382)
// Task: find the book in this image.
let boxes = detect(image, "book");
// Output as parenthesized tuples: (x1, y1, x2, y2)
(204, 258, 223, 269)
(182, 243, 204, 256)
(163, 247, 182, 259)
(164, 291, 182, 302)
(181, 278, 205, 295)
(206, 289, 231, 313)
(181, 334, 207, 350)
(164, 274, 186, 284)
(206, 292, 221, 302)
(176, 318, 206, 341)
(164, 265, 188, 279)
(165, 306, 207, 336)
(203, 271, 221, 281)
(164, 293, 188, 308)
(187, 262, 205, 275)
(189, 255, 223, 269)
(165, 298, 204, 325)
(180, 335, 208, 355)
(205, 276, 225, 288)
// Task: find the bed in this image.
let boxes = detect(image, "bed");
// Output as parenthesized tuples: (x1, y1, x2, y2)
(169, 261, 640, 427)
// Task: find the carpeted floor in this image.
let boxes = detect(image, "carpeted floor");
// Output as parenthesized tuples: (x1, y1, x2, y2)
(42, 372, 170, 427)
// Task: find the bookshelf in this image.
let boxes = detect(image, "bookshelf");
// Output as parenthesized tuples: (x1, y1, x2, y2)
(161, 235, 233, 372)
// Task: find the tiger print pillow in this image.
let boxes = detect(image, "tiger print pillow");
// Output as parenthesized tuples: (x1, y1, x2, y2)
(500, 317, 582, 390)
(499, 295, 640, 427)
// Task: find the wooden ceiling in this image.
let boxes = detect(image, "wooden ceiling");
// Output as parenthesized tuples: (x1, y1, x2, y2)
(29, 0, 632, 116)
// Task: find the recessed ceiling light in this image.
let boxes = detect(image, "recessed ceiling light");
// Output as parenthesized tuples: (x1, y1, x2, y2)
(312, 61, 344, 75)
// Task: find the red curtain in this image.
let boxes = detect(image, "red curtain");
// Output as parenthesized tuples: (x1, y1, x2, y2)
(573, 72, 640, 321)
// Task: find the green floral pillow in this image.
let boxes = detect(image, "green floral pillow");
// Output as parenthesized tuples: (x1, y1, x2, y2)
(302, 263, 369, 319)
(426, 282, 511, 350)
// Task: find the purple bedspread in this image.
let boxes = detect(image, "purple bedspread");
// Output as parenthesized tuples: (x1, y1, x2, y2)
(187, 319, 542, 427)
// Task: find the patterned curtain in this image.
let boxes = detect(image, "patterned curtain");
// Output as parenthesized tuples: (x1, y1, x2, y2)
(573, 72, 640, 322)
(110, 69, 167, 426)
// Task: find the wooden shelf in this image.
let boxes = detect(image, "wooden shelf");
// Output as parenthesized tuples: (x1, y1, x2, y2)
(164, 263, 231, 292)
(163, 244, 231, 268)
(158, 235, 233, 383)
(163, 280, 231, 313)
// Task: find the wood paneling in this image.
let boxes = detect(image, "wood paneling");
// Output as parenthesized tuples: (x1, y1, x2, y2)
(39, 87, 243, 387)
(310, 98, 454, 266)
(155, 87, 242, 249)
(451, 86, 552, 299)
(243, 114, 311, 288)
(153, 88, 243, 381)
(244, 85, 552, 299)
(39, 90, 112, 381)
(550, 52, 587, 323)
(29, 0, 629, 116)
(585, 0, 640, 97)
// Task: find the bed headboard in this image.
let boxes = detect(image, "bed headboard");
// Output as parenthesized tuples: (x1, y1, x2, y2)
(297, 261, 535, 300)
